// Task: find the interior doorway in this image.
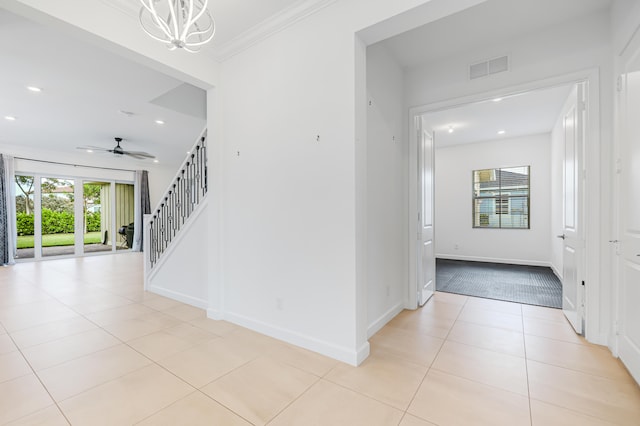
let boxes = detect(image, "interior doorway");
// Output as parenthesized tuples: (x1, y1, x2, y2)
(409, 78, 590, 331)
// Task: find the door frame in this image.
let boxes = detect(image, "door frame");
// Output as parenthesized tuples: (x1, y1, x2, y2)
(407, 70, 603, 345)
(611, 28, 640, 374)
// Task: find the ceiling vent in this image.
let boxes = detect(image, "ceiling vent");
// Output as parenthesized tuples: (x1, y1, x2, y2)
(469, 55, 509, 80)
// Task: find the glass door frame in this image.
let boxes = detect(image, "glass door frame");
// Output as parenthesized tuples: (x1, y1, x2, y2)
(14, 170, 135, 261)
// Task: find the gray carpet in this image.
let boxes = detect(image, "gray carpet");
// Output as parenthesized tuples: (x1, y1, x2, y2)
(436, 259, 562, 308)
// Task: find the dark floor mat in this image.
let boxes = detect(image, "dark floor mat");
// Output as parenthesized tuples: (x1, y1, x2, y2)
(436, 259, 562, 308)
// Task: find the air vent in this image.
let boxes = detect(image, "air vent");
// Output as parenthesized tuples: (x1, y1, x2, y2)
(469, 55, 509, 80)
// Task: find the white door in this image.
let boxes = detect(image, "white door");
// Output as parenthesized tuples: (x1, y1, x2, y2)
(617, 48, 640, 384)
(417, 125, 435, 306)
(560, 83, 585, 334)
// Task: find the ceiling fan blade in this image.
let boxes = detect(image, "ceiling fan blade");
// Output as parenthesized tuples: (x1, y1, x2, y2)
(76, 145, 110, 151)
(123, 152, 154, 160)
(124, 151, 155, 159)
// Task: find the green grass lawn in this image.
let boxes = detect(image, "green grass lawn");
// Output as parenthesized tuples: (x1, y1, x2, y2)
(17, 232, 102, 249)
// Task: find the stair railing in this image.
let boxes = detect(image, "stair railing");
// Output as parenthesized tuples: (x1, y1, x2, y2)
(148, 129, 207, 269)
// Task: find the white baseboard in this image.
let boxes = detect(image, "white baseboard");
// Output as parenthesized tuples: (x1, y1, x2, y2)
(550, 263, 562, 280)
(586, 331, 609, 348)
(356, 341, 370, 366)
(147, 285, 208, 310)
(222, 311, 366, 366)
(367, 302, 404, 339)
(436, 254, 552, 268)
(206, 308, 224, 321)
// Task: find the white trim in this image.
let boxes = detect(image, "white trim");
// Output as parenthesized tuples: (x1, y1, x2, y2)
(436, 254, 553, 268)
(206, 308, 223, 320)
(98, 0, 336, 62)
(211, 0, 338, 62)
(367, 302, 404, 339)
(409, 69, 601, 342)
(147, 285, 208, 310)
(619, 336, 640, 384)
(550, 263, 562, 281)
(222, 311, 367, 366)
(98, 0, 137, 16)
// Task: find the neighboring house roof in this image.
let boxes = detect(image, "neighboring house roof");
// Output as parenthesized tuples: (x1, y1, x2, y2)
(478, 169, 529, 190)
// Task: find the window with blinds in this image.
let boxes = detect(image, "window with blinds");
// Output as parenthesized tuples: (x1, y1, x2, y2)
(472, 166, 530, 229)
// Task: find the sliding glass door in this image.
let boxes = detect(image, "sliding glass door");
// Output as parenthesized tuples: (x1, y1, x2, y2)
(15, 175, 35, 259)
(83, 181, 112, 253)
(14, 173, 135, 260)
(41, 177, 75, 257)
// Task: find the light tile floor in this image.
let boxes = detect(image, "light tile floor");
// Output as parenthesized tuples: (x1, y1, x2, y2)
(0, 253, 639, 425)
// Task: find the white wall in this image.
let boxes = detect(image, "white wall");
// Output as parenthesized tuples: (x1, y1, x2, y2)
(214, 0, 483, 365)
(405, 10, 611, 107)
(435, 134, 551, 265)
(2, 0, 488, 365)
(365, 44, 407, 337)
(147, 200, 208, 308)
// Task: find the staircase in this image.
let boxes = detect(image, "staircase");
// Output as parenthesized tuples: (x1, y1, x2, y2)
(143, 129, 209, 306)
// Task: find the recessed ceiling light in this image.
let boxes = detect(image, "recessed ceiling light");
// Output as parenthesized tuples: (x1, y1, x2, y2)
(448, 126, 454, 133)
(86, 149, 93, 153)
(186, 151, 190, 154)
(497, 130, 506, 135)
(153, 159, 159, 163)
(493, 97, 503, 102)
(4, 116, 16, 121)
(155, 120, 165, 125)
(27, 86, 42, 92)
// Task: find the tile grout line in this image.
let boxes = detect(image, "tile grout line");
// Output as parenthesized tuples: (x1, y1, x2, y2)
(3, 330, 74, 425)
(263, 376, 324, 425)
(20, 297, 207, 421)
(397, 293, 470, 425)
(521, 304, 534, 426)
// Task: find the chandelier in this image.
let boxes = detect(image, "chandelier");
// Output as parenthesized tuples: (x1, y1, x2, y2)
(139, 0, 215, 53)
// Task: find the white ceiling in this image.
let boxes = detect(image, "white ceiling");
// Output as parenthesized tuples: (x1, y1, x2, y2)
(376, 0, 612, 148)
(422, 84, 574, 148)
(0, 0, 304, 168)
(0, 8, 207, 167)
(380, 0, 612, 69)
(202, 0, 304, 48)
(0, 0, 614, 168)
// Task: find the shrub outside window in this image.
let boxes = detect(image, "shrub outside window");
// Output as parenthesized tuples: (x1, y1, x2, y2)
(473, 166, 530, 229)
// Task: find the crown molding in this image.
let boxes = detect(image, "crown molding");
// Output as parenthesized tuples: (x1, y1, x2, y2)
(210, 0, 338, 62)
(99, 0, 139, 17)
(99, 0, 337, 62)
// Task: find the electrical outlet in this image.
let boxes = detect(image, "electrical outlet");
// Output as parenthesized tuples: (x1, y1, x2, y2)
(276, 298, 284, 311)
(454, 244, 459, 250)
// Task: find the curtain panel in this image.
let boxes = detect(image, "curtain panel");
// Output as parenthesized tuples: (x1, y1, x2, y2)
(132, 170, 150, 252)
(0, 154, 16, 265)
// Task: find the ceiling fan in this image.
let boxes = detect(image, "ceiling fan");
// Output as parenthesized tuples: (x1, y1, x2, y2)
(77, 137, 155, 160)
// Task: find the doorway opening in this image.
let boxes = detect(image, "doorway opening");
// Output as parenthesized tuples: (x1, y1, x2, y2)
(410, 79, 588, 327)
